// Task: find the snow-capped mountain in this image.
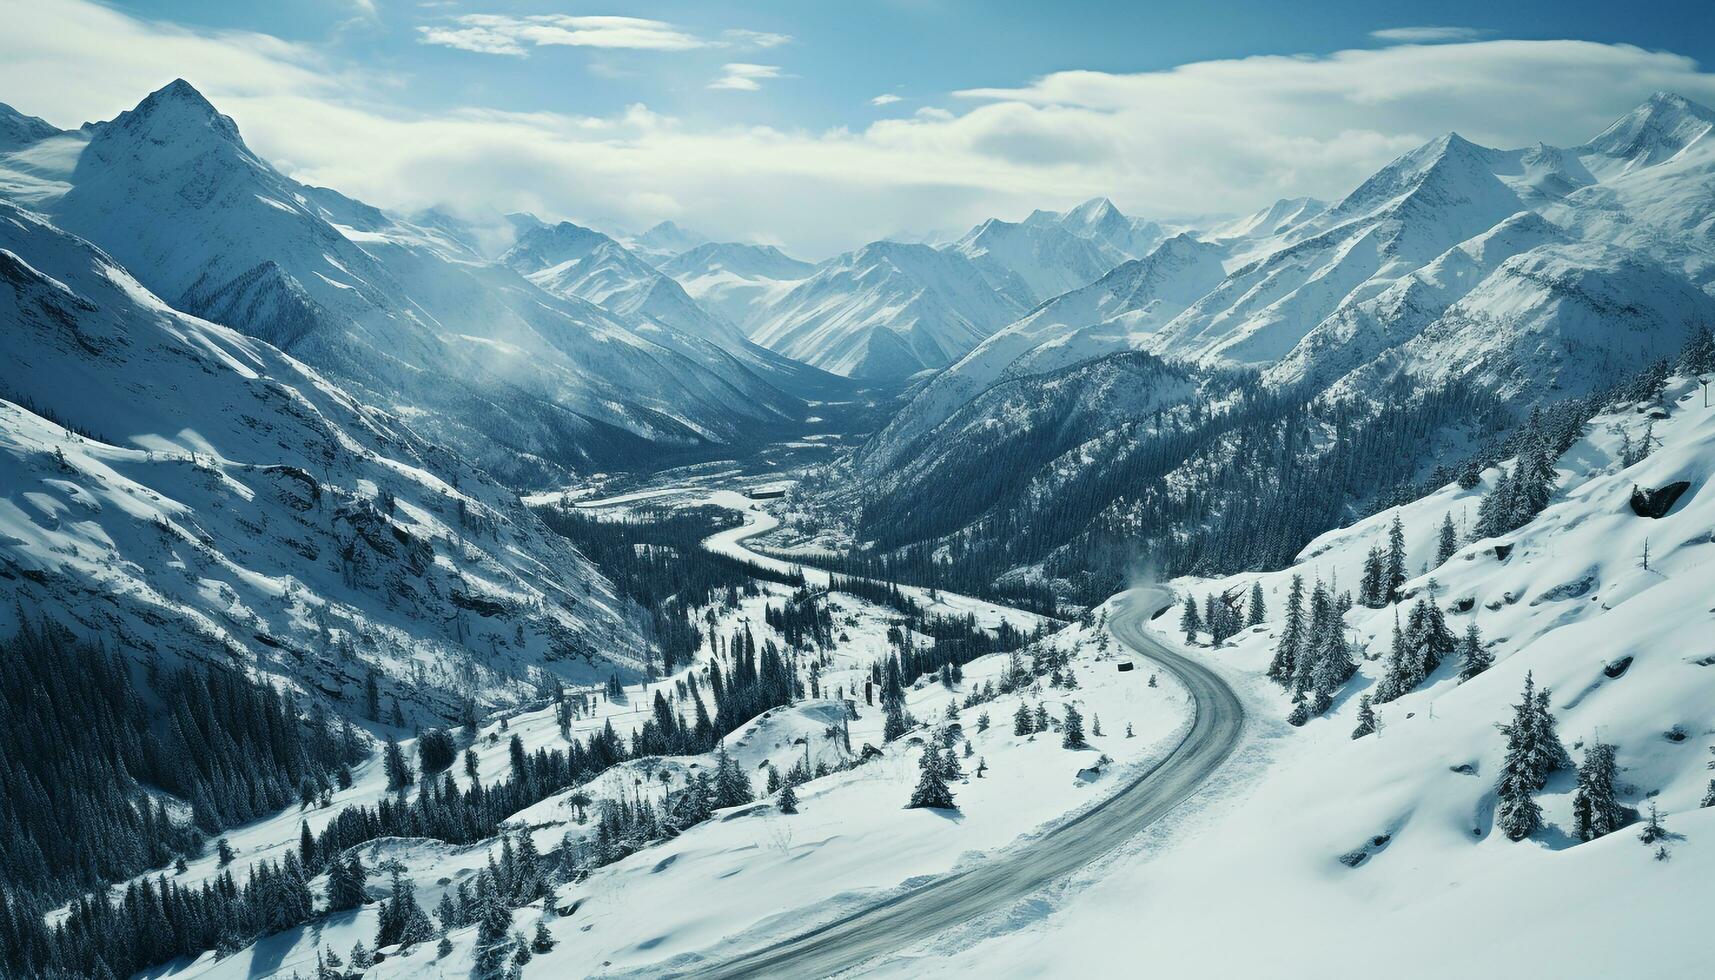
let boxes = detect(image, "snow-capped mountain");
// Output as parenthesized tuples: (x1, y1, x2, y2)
(855, 93, 1715, 606)
(0, 102, 59, 152)
(504, 220, 854, 402)
(748, 241, 1028, 379)
(0, 200, 645, 718)
(950, 217, 1128, 308)
(659, 240, 815, 329)
(1022, 196, 1169, 259)
(623, 219, 709, 263)
(867, 233, 1227, 467)
(0, 80, 820, 485)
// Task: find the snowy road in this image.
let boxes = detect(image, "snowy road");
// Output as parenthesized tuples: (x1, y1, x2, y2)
(679, 587, 1244, 979)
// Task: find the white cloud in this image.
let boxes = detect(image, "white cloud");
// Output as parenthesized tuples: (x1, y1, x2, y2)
(6, 1, 1715, 258)
(724, 29, 793, 49)
(870, 93, 903, 106)
(418, 14, 713, 55)
(1370, 26, 1490, 44)
(708, 63, 781, 92)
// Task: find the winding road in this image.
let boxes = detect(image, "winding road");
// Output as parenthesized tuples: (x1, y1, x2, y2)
(679, 583, 1245, 979)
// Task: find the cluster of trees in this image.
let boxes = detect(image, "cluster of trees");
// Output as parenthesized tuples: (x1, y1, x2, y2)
(0, 621, 365, 909)
(1373, 586, 1456, 703)
(1178, 587, 1257, 645)
(1263, 576, 1357, 725)
(804, 544, 1060, 617)
(12, 847, 327, 979)
(538, 504, 804, 670)
(764, 592, 835, 650)
(1473, 408, 1562, 540)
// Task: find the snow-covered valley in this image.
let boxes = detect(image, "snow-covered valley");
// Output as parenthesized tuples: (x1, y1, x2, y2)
(4, 34, 1715, 980)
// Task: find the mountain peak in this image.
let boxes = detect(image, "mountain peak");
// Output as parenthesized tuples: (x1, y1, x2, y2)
(1065, 196, 1121, 225)
(1582, 91, 1715, 169)
(101, 77, 242, 148)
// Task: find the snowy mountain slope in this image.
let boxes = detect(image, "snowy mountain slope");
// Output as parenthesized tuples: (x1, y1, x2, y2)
(1021, 197, 1168, 259)
(1327, 241, 1715, 401)
(1205, 195, 1328, 245)
(950, 217, 1128, 309)
(660, 241, 815, 329)
(0, 102, 60, 152)
(865, 353, 1199, 536)
(1262, 211, 1570, 393)
(901, 373, 1715, 980)
(854, 95, 1715, 581)
(1146, 133, 1533, 367)
(0, 201, 645, 716)
(623, 219, 709, 264)
(503, 220, 853, 403)
(6, 80, 809, 483)
(748, 241, 1027, 379)
(864, 234, 1227, 471)
(1576, 90, 1715, 179)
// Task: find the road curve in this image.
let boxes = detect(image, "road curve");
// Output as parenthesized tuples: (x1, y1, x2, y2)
(679, 587, 1245, 979)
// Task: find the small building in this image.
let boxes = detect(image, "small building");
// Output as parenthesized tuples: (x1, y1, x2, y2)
(1116, 661, 1135, 672)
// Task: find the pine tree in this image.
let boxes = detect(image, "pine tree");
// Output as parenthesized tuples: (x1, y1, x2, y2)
(906, 746, 957, 810)
(472, 871, 514, 980)
(1247, 582, 1266, 627)
(1385, 514, 1407, 602)
(777, 782, 799, 815)
(1457, 621, 1491, 681)
(1638, 801, 1667, 844)
(1179, 594, 1202, 643)
(1436, 511, 1458, 566)
(1351, 695, 1377, 739)
(532, 918, 556, 954)
(1571, 741, 1623, 842)
(712, 746, 754, 809)
(1359, 545, 1386, 609)
(1267, 575, 1303, 685)
(1062, 705, 1087, 749)
(383, 734, 414, 790)
(1531, 685, 1571, 780)
(882, 696, 908, 742)
(1496, 673, 1547, 841)
(327, 853, 367, 912)
(1013, 702, 1033, 736)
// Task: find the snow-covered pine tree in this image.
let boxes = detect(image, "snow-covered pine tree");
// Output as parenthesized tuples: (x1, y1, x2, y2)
(532, 918, 556, 954)
(883, 696, 908, 742)
(1359, 545, 1387, 609)
(1496, 677, 1545, 841)
(1571, 741, 1623, 841)
(1385, 514, 1407, 602)
(1180, 594, 1202, 643)
(1063, 705, 1087, 749)
(1376, 608, 1408, 704)
(778, 781, 799, 814)
(712, 746, 754, 808)
(1247, 581, 1266, 627)
(1013, 702, 1033, 736)
(906, 746, 957, 810)
(1351, 695, 1378, 739)
(1458, 620, 1491, 681)
(1530, 685, 1572, 782)
(1638, 801, 1667, 844)
(1267, 575, 1304, 685)
(1436, 511, 1458, 567)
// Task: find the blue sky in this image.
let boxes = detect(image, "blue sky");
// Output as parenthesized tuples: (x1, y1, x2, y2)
(7, 0, 1715, 254)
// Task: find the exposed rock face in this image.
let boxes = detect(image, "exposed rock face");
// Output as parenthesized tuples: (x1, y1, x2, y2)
(1630, 481, 1691, 518)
